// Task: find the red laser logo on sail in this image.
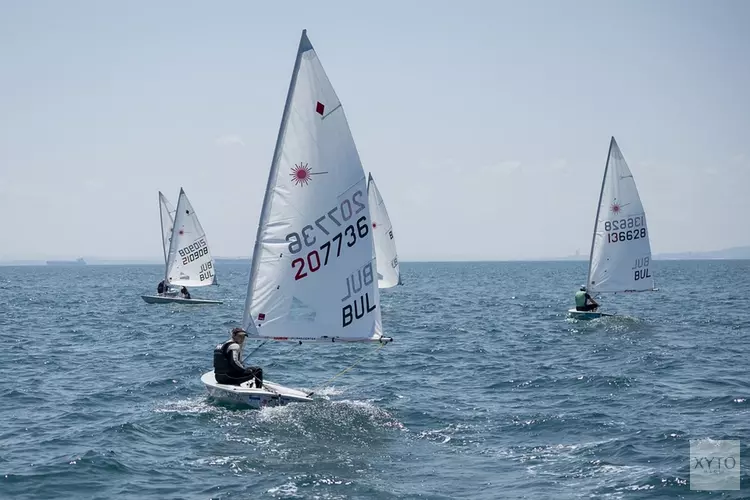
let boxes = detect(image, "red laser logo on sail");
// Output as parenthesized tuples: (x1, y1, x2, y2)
(610, 202, 621, 214)
(290, 162, 328, 187)
(290, 163, 312, 186)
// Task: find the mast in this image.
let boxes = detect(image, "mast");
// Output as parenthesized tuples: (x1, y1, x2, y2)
(164, 188, 185, 286)
(243, 30, 311, 331)
(585, 137, 615, 290)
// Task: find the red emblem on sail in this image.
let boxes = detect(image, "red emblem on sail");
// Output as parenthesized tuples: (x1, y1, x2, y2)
(611, 203, 621, 214)
(291, 163, 312, 186)
(258, 313, 266, 321)
(316, 101, 325, 115)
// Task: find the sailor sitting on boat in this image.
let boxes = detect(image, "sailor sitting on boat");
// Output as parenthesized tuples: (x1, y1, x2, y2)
(213, 328, 263, 388)
(157, 280, 166, 295)
(575, 286, 599, 312)
(180, 286, 191, 299)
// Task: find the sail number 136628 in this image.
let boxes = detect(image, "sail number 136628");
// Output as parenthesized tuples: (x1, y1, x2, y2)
(604, 216, 647, 244)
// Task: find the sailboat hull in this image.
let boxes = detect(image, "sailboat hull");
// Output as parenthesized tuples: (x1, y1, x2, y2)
(567, 308, 614, 320)
(201, 371, 313, 408)
(141, 295, 222, 305)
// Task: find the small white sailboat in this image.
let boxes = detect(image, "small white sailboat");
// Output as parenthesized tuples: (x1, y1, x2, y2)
(367, 173, 402, 288)
(202, 29, 391, 408)
(568, 137, 656, 320)
(142, 189, 222, 305)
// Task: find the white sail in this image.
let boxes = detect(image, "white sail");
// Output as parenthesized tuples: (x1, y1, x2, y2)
(587, 137, 654, 293)
(242, 30, 382, 342)
(165, 188, 216, 287)
(367, 174, 401, 288)
(158, 192, 176, 266)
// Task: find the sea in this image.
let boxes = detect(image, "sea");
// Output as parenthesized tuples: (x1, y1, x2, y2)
(1, 260, 749, 499)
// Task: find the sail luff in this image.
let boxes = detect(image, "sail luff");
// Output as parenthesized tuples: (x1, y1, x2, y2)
(159, 192, 168, 267)
(164, 188, 185, 284)
(158, 191, 176, 270)
(586, 137, 615, 291)
(242, 30, 311, 332)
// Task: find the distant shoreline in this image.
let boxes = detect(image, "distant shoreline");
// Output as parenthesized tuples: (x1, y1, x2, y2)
(1, 256, 747, 266)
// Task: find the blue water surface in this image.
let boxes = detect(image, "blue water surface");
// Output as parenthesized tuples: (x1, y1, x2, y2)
(1, 260, 749, 499)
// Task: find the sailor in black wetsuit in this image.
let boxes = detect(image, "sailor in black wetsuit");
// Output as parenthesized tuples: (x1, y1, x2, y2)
(213, 328, 263, 388)
(157, 280, 166, 295)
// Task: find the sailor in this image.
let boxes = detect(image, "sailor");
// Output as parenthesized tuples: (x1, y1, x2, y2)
(575, 286, 599, 312)
(157, 280, 166, 295)
(213, 327, 263, 387)
(180, 286, 191, 299)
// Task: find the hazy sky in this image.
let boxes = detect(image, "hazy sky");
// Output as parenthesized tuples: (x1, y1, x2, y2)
(1, 0, 748, 261)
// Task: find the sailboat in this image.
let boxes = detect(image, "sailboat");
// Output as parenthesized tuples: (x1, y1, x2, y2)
(141, 188, 222, 305)
(367, 173, 402, 288)
(201, 29, 391, 408)
(568, 137, 655, 319)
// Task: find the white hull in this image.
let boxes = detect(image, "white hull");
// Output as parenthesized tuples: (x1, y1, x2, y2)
(201, 371, 313, 408)
(141, 294, 222, 305)
(567, 308, 614, 320)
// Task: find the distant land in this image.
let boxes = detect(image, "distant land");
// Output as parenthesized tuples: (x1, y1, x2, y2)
(653, 246, 750, 260)
(0, 257, 253, 266)
(551, 246, 750, 261)
(0, 248, 748, 266)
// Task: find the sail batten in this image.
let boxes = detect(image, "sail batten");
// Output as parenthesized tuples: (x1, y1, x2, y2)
(368, 174, 401, 288)
(587, 137, 654, 293)
(241, 30, 383, 343)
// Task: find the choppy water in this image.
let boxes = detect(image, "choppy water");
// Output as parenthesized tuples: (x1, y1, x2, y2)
(1, 260, 749, 499)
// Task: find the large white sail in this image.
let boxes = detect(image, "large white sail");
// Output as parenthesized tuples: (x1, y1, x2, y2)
(158, 192, 176, 266)
(587, 137, 654, 293)
(242, 30, 382, 342)
(367, 174, 401, 288)
(165, 188, 216, 287)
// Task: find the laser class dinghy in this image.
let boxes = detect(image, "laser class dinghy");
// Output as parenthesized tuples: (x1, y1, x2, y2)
(568, 137, 655, 320)
(141, 189, 222, 305)
(202, 30, 391, 408)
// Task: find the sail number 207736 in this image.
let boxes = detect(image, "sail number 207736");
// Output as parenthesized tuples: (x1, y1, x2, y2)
(285, 190, 369, 281)
(604, 216, 647, 244)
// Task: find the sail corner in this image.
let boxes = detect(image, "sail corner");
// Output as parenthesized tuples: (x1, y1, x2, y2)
(299, 29, 313, 53)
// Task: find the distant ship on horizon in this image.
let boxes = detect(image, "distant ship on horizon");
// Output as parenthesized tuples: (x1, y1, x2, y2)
(46, 258, 87, 266)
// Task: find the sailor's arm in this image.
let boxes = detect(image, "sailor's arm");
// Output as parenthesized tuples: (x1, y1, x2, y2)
(228, 344, 246, 371)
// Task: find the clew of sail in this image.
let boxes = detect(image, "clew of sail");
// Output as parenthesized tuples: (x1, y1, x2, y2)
(367, 173, 401, 288)
(158, 191, 176, 266)
(587, 137, 654, 293)
(165, 188, 216, 287)
(242, 30, 383, 342)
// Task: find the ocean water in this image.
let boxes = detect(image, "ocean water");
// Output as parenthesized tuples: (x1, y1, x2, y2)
(0, 260, 749, 499)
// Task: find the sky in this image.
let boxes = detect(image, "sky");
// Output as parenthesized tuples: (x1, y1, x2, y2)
(1, 0, 748, 261)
